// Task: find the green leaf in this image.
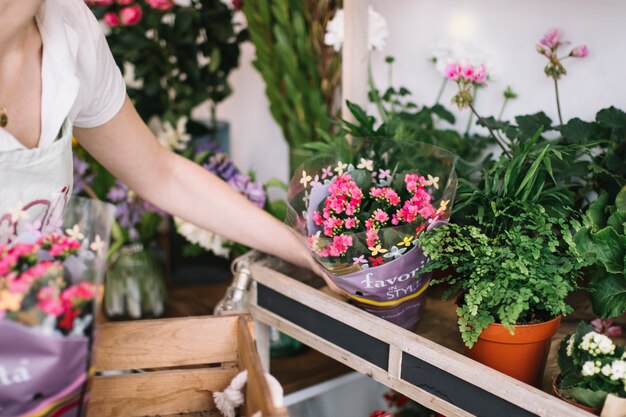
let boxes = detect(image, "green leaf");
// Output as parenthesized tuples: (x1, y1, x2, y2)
(616, 186, 626, 211)
(589, 273, 626, 318)
(515, 112, 552, 138)
(560, 118, 599, 144)
(587, 192, 609, 230)
(596, 106, 626, 129)
(267, 199, 288, 221)
(265, 177, 288, 191)
(560, 387, 607, 409)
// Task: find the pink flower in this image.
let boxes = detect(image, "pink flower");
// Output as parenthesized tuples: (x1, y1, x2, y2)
(461, 64, 475, 81)
(344, 218, 356, 229)
(353, 255, 367, 265)
(103, 12, 120, 27)
(120, 5, 143, 26)
(419, 205, 436, 219)
(570, 44, 589, 58)
(312, 211, 324, 226)
(540, 28, 561, 49)
(443, 63, 462, 81)
(146, 0, 174, 10)
(37, 285, 64, 317)
(117, 0, 135, 5)
(373, 209, 389, 223)
(473, 64, 487, 85)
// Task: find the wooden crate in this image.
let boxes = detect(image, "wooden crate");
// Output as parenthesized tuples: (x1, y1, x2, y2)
(89, 314, 288, 417)
(248, 261, 598, 417)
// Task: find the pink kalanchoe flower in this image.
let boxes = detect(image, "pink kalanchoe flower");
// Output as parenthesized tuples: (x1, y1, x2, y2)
(344, 218, 357, 229)
(373, 209, 389, 223)
(461, 64, 475, 82)
(473, 64, 488, 85)
(570, 44, 589, 58)
(119, 5, 143, 26)
(443, 63, 462, 81)
(540, 28, 561, 49)
(117, 0, 135, 5)
(103, 12, 120, 27)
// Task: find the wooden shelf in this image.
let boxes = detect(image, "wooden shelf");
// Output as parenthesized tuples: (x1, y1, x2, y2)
(247, 259, 626, 417)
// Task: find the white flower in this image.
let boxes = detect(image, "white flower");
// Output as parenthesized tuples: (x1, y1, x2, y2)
(430, 39, 496, 79)
(300, 170, 312, 188)
(161, 13, 176, 26)
(610, 360, 626, 381)
(90, 235, 105, 256)
(174, 217, 230, 258)
(357, 158, 374, 171)
(324, 6, 388, 52)
(335, 161, 348, 175)
(174, 0, 192, 6)
(149, 116, 191, 151)
(383, 246, 407, 260)
(426, 175, 440, 190)
(581, 361, 597, 377)
(123, 62, 144, 90)
(566, 335, 576, 357)
(65, 225, 85, 241)
(601, 364, 612, 377)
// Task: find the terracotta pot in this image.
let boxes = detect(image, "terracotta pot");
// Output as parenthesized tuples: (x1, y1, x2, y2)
(466, 315, 561, 387)
(552, 375, 602, 415)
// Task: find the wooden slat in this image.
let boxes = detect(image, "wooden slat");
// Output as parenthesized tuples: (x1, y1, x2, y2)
(249, 263, 593, 417)
(88, 368, 237, 417)
(237, 316, 289, 417)
(249, 304, 472, 417)
(94, 315, 239, 371)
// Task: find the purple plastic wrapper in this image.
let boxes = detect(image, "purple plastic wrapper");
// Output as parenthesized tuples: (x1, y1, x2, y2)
(0, 198, 114, 417)
(0, 321, 88, 417)
(327, 245, 432, 329)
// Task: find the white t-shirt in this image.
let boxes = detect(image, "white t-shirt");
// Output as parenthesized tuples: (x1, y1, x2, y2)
(0, 0, 126, 151)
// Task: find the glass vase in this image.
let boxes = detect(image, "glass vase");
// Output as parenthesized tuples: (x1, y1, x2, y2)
(105, 243, 166, 319)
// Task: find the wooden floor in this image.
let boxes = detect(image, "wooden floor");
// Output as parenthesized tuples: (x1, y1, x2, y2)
(161, 268, 626, 399)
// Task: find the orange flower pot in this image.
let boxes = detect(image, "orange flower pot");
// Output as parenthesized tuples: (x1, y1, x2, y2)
(466, 316, 561, 387)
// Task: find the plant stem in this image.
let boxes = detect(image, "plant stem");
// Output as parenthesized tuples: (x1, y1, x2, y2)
(553, 78, 563, 125)
(464, 87, 478, 136)
(368, 61, 389, 122)
(498, 98, 509, 121)
(468, 103, 512, 158)
(434, 78, 447, 106)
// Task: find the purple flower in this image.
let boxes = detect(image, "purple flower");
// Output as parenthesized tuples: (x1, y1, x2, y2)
(245, 181, 266, 208)
(204, 153, 240, 182)
(106, 180, 165, 241)
(72, 155, 94, 195)
(570, 44, 589, 58)
(228, 174, 250, 193)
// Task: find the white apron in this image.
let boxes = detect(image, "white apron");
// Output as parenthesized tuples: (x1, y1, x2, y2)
(0, 118, 73, 243)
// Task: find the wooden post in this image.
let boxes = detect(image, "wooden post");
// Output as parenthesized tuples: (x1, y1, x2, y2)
(341, 0, 369, 123)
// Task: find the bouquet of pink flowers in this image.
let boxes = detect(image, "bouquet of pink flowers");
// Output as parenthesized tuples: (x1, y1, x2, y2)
(0, 198, 114, 417)
(287, 140, 457, 329)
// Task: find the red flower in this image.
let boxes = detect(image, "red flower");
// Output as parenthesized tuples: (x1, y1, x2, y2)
(591, 319, 622, 338)
(415, 223, 426, 237)
(369, 411, 392, 417)
(369, 256, 384, 267)
(58, 308, 79, 331)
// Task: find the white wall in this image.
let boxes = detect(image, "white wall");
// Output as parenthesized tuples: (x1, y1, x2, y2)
(216, 0, 626, 184)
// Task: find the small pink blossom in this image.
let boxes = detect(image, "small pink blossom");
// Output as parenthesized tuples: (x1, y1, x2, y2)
(461, 64, 475, 82)
(352, 255, 367, 265)
(373, 209, 389, 223)
(103, 12, 120, 27)
(473, 64, 487, 85)
(570, 44, 589, 58)
(540, 28, 561, 49)
(443, 63, 462, 81)
(146, 0, 174, 10)
(120, 5, 143, 26)
(117, 0, 135, 5)
(321, 166, 333, 179)
(37, 286, 64, 317)
(345, 218, 356, 229)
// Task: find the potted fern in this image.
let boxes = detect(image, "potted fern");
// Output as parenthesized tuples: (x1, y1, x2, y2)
(418, 128, 592, 387)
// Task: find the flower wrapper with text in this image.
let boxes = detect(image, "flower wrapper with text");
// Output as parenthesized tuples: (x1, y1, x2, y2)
(286, 139, 457, 329)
